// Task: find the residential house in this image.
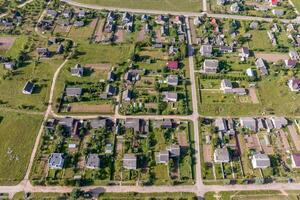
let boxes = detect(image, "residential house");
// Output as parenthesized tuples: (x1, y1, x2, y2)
(107, 71, 116, 82)
(219, 46, 233, 54)
(37, 48, 50, 58)
(230, 3, 240, 13)
(90, 118, 107, 129)
(215, 118, 228, 133)
(162, 92, 178, 102)
(249, 21, 259, 29)
(167, 144, 180, 157)
(285, 59, 297, 68)
(63, 10, 73, 18)
(240, 47, 250, 59)
(246, 68, 254, 77)
(289, 50, 299, 60)
(22, 81, 35, 94)
(272, 9, 284, 16)
(255, 58, 268, 76)
(66, 87, 82, 97)
(123, 154, 137, 170)
(122, 89, 132, 101)
(267, 31, 277, 46)
(291, 153, 300, 168)
(58, 117, 75, 135)
(48, 153, 64, 169)
(74, 21, 84, 27)
(167, 60, 179, 70)
(78, 10, 86, 18)
(3, 61, 15, 70)
(251, 153, 270, 169)
(105, 144, 113, 154)
(271, 117, 288, 129)
(56, 44, 64, 54)
(46, 9, 58, 18)
(240, 117, 257, 132)
(214, 148, 230, 163)
(203, 59, 219, 73)
(106, 84, 116, 96)
(86, 154, 100, 169)
(71, 64, 84, 77)
(155, 150, 169, 164)
(288, 77, 300, 92)
(155, 15, 167, 25)
(125, 118, 149, 134)
(166, 75, 179, 86)
(200, 45, 212, 57)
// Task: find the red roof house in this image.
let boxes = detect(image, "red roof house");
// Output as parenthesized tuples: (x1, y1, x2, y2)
(167, 61, 179, 70)
(271, 0, 278, 6)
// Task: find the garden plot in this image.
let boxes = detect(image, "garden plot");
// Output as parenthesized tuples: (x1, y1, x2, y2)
(288, 125, 300, 151)
(203, 144, 213, 163)
(114, 27, 125, 43)
(85, 63, 111, 80)
(244, 134, 261, 152)
(0, 37, 15, 51)
(94, 18, 105, 43)
(69, 103, 114, 114)
(53, 24, 72, 35)
(255, 52, 289, 63)
(248, 88, 259, 104)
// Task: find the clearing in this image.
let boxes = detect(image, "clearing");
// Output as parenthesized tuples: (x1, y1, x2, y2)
(74, 0, 202, 12)
(0, 111, 42, 185)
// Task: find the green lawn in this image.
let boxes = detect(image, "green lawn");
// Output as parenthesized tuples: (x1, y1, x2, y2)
(291, 0, 300, 13)
(257, 75, 300, 116)
(74, 0, 202, 12)
(0, 58, 63, 111)
(98, 192, 197, 200)
(0, 111, 42, 185)
(13, 192, 69, 200)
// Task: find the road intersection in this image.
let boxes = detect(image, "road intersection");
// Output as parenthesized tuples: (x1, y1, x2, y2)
(1, 0, 300, 198)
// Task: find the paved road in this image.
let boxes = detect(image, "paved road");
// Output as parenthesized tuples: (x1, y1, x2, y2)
(61, 0, 300, 24)
(0, 0, 34, 18)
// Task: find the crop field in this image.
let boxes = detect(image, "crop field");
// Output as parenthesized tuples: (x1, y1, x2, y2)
(0, 111, 42, 185)
(74, 0, 202, 12)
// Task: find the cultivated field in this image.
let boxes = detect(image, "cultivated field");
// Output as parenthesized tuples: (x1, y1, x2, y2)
(75, 0, 202, 12)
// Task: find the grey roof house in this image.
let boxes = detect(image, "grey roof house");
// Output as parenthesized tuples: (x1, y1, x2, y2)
(71, 64, 84, 77)
(167, 144, 180, 157)
(66, 87, 82, 97)
(214, 147, 230, 163)
(48, 153, 64, 169)
(251, 153, 270, 169)
(203, 59, 219, 74)
(123, 154, 137, 170)
(155, 150, 169, 164)
(22, 81, 35, 94)
(86, 154, 100, 169)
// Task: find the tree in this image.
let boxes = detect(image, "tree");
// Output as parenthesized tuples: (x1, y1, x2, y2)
(70, 188, 83, 200)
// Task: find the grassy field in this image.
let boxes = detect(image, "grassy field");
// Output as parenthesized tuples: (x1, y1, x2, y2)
(291, 0, 300, 13)
(13, 192, 69, 200)
(74, 0, 202, 12)
(204, 190, 288, 200)
(98, 192, 197, 200)
(0, 111, 42, 185)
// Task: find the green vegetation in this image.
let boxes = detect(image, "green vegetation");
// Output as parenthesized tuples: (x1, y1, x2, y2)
(98, 192, 197, 200)
(75, 0, 202, 12)
(0, 111, 42, 185)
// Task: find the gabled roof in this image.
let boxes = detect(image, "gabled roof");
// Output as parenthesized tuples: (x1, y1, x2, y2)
(66, 87, 82, 97)
(86, 154, 100, 169)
